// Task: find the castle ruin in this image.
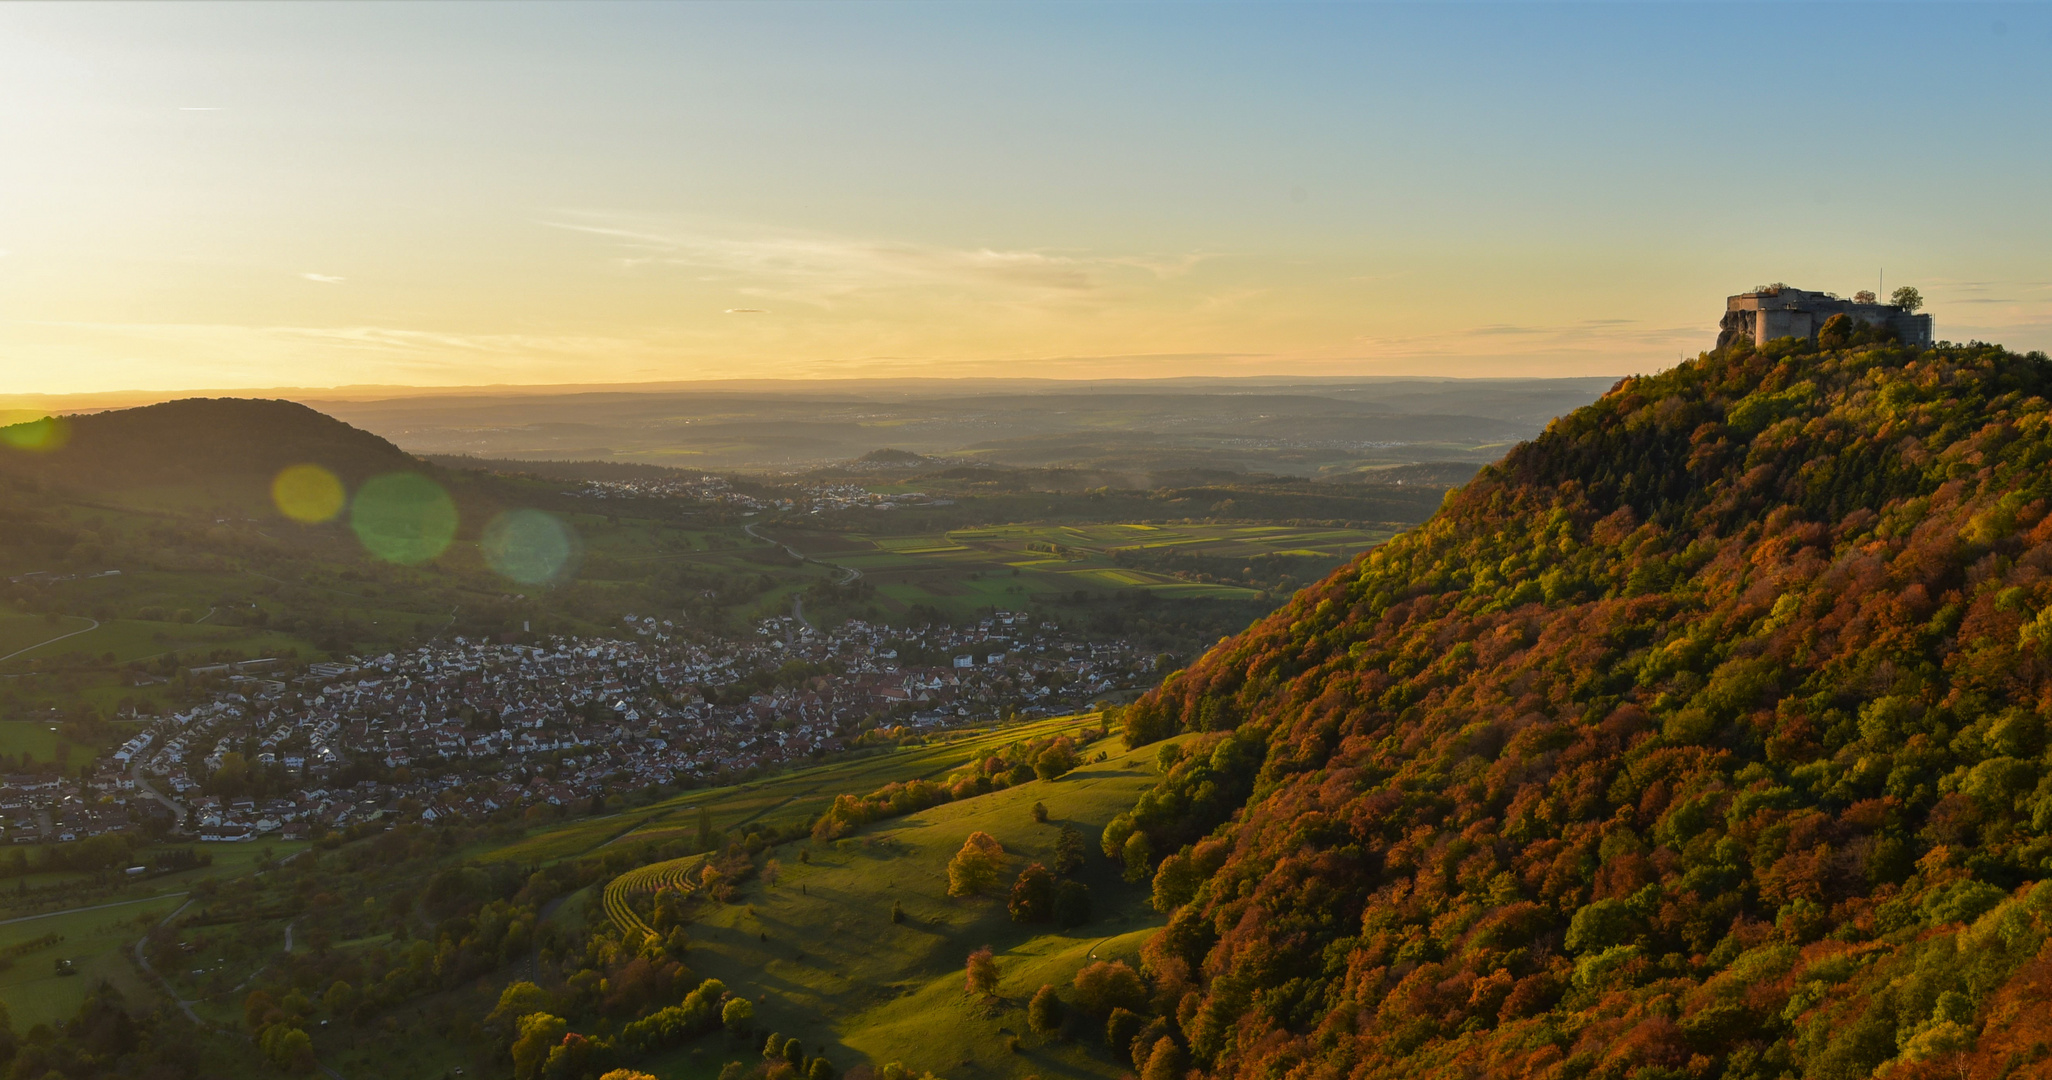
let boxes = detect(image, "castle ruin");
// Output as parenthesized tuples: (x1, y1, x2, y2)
(1718, 285, 1933, 350)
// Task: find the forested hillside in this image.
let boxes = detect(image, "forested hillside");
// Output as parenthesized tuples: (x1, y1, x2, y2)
(1109, 336, 2052, 1080)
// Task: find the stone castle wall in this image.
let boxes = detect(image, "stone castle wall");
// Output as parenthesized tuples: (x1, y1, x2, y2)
(1718, 287, 1933, 350)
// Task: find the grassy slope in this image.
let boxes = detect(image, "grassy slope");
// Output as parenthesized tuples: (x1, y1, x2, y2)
(661, 733, 1177, 1080)
(477, 715, 1111, 866)
(0, 893, 189, 1028)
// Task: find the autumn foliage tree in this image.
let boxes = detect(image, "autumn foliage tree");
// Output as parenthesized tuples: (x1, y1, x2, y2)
(964, 946, 1000, 997)
(946, 832, 1006, 897)
(1100, 338, 2052, 1080)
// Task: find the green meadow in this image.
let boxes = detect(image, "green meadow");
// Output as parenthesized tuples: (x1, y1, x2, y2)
(479, 714, 1110, 866)
(669, 734, 1170, 1080)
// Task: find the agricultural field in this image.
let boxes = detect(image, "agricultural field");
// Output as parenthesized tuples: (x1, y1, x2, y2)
(762, 520, 1394, 623)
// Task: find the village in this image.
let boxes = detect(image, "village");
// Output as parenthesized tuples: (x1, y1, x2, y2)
(569, 474, 955, 513)
(0, 612, 1152, 847)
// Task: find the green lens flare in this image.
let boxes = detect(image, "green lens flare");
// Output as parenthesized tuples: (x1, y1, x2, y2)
(0, 415, 70, 452)
(482, 509, 579, 585)
(349, 472, 458, 565)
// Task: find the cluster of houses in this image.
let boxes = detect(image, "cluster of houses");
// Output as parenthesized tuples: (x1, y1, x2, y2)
(569, 474, 950, 514)
(572, 473, 769, 508)
(2, 612, 1151, 846)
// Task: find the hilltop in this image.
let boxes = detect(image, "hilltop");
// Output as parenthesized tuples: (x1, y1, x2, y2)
(1105, 336, 2052, 1080)
(0, 397, 419, 493)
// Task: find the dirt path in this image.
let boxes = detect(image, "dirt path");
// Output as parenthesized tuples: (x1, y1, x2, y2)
(0, 617, 101, 664)
(746, 522, 863, 585)
(0, 891, 187, 926)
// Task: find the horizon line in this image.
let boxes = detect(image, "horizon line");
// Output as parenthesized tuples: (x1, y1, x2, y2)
(0, 371, 1629, 414)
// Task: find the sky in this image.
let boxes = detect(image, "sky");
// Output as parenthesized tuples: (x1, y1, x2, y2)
(3, 2, 2051, 397)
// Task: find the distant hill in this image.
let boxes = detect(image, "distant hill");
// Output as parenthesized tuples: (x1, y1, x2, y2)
(0, 397, 420, 492)
(856, 447, 933, 467)
(422, 454, 697, 482)
(1107, 338, 2052, 1080)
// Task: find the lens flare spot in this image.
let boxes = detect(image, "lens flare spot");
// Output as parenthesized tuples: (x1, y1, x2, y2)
(271, 464, 346, 524)
(350, 472, 458, 565)
(0, 415, 70, 452)
(482, 509, 580, 585)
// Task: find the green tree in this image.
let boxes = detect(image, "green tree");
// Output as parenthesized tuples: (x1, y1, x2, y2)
(890, 899, 905, 924)
(1031, 800, 1049, 823)
(1054, 826, 1087, 875)
(1028, 984, 1064, 1038)
(1817, 312, 1853, 349)
(512, 1013, 569, 1080)
(1106, 1007, 1145, 1053)
(212, 752, 250, 796)
(808, 1058, 836, 1080)
(722, 996, 755, 1033)
(322, 981, 359, 1026)
(1891, 285, 1923, 311)
(1054, 879, 1093, 927)
(1120, 830, 1153, 883)
(1073, 960, 1145, 1015)
(1033, 739, 1077, 781)
(1008, 862, 1056, 923)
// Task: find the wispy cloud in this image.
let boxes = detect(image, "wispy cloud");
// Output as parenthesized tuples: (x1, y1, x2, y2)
(724, 308, 768, 314)
(542, 213, 1205, 307)
(301, 272, 345, 284)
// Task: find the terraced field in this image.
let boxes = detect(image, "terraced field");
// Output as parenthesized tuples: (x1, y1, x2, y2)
(604, 854, 705, 939)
